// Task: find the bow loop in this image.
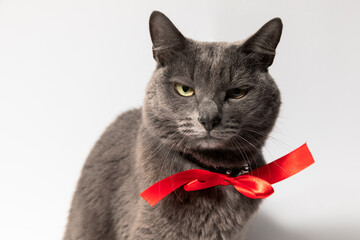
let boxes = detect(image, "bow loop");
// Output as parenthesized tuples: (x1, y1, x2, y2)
(184, 174, 224, 191)
(184, 173, 274, 199)
(233, 175, 274, 198)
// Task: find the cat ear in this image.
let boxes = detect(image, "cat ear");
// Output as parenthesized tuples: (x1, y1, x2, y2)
(241, 18, 283, 68)
(149, 11, 186, 65)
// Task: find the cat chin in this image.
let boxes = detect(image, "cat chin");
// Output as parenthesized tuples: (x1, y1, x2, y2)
(191, 136, 225, 150)
(195, 141, 223, 149)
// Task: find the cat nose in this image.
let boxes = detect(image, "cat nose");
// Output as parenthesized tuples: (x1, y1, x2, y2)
(198, 115, 221, 132)
(198, 98, 222, 131)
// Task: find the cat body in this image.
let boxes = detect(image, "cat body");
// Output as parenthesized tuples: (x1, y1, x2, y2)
(64, 11, 283, 240)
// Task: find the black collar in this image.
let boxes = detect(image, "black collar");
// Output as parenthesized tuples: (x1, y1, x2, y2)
(181, 152, 250, 177)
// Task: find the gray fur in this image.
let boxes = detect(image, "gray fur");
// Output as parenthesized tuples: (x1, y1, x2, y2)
(64, 11, 282, 240)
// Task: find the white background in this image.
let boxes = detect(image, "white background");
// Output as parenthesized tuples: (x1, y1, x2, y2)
(1, 0, 359, 239)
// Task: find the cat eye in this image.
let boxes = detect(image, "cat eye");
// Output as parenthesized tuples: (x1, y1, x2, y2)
(175, 83, 195, 97)
(227, 88, 248, 99)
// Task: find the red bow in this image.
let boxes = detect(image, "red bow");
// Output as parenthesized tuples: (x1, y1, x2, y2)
(140, 143, 314, 206)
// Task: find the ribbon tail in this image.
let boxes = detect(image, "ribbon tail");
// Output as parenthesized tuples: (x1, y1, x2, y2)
(250, 143, 314, 184)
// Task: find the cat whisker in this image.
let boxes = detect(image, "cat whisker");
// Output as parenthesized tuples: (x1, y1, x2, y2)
(229, 138, 256, 174)
(234, 136, 264, 174)
(242, 127, 292, 151)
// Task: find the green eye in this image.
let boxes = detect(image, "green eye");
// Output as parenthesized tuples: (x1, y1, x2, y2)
(227, 88, 248, 99)
(175, 83, 195, 97)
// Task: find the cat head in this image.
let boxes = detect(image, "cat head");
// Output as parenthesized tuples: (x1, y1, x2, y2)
(143, 11, 282, 169)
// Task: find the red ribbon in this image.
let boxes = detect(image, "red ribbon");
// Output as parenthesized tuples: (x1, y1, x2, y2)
(140, 143, 314, 206)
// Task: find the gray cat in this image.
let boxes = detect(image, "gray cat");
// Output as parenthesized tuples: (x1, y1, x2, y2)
(63, 11, 282, 240)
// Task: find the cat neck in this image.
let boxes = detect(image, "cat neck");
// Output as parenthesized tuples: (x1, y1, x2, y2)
(137, 124, 265, 184)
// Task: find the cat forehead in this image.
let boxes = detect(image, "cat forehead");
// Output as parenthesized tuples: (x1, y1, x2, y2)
(184, 41, 249, 82)
(162, 40, 251, 84)
(190, 41, 239, 64)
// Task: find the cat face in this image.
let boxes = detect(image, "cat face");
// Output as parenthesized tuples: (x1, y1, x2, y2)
(143, 11, 282, 167)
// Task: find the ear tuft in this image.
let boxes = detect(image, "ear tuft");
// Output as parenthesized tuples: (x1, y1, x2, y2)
(241, 18, 283, 68)
(149, 11, 186, 65)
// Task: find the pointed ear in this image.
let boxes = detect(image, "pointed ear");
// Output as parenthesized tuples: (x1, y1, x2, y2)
(241, 18, 283, 68)
(149, 11, 186, 65)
